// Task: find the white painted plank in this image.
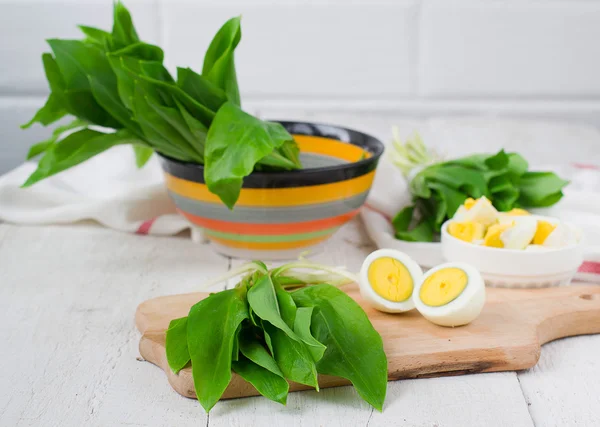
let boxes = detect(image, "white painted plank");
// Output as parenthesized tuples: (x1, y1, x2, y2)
(517, 334, 600, 427)
(0, 224, 229, 426)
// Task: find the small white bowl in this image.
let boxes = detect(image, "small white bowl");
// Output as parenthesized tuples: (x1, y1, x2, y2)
(440, 217, 584, 288)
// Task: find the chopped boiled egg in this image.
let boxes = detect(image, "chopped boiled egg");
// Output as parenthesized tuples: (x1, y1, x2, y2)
(359, 249, 423, 313)
(483, 217, 536, 249)
(539, 222, 577, 247)
(505, 208, 530, 216)
(453, 196, 498, 226)
(413, 262, 485, 327)
(447, 221, 486, 243)
(533, 220, 556, 245)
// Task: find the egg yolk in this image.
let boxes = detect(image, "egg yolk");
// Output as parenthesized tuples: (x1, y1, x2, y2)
(367, 257, 413, 302)
(506, 208, 530, 216)
(448, 221, 485, 242)
(533, 220, 556, 245)
(419, 267, 468, 307)
(484, 222, 513, 248)
(463, 198, 476, 210)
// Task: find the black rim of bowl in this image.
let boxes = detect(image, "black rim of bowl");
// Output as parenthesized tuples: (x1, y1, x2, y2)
(158, 120, 385, 188)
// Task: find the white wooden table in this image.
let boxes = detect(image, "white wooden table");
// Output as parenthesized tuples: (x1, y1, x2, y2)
(2, 114, 600, 426)
(1, 219, 599, 427)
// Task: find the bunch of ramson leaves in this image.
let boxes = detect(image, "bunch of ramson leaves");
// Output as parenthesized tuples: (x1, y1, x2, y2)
(389, 131, 569, 242)
(21, 1, 300, 209)
(165, 261, 388, 412)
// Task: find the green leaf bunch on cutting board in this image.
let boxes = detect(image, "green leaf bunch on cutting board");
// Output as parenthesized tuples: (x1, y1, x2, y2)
(21, 1, 301, 209)
(388, 130, 569, 242)
(165, 261, 388, 412)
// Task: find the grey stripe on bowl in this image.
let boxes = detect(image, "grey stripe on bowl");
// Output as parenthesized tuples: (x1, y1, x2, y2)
(299, 153, 348, 168)
(170, 191, 369, 224)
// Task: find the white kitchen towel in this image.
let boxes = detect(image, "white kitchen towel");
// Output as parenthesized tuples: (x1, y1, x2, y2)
(362, 156, 600, 283)
(0, 146, 201, 238)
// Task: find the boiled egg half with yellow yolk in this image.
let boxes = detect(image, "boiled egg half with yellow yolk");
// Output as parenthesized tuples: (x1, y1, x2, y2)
(413, 262, 485, 327)
(359, 249, 423, 313)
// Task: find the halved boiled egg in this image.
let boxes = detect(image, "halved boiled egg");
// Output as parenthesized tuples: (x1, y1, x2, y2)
(413, 262, 485, 327)
(359, 249, 423, 313)
(453, 196, 498, 226)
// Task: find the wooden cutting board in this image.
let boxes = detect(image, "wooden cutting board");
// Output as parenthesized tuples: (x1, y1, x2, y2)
(135, 284, 600, 400)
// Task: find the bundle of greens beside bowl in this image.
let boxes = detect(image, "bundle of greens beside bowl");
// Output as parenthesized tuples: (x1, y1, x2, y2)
(388, 130, 569, 242)
(21, 1, 300, 209)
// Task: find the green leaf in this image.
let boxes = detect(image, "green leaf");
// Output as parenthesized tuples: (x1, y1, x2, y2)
(264, 323, 319, 389)
(202, 16, 242, 106)
(293, 307, 326, 362)
(78, 25, 112, 48)
(88, 75, 142, 136)
(111, 1, 139, 50)
(187, 286, 249, 412)
(133, 145, 154, 168)
(26, 118, 87, 159)
(392, 206, 414, 233)
(429, 182, 468, 220)
(204, 102, 300, 209)
(239, 332, 285, 378)
(394, 216, 435, 242)
(47, 39, 122, 128)
(131, 80, 200, 162)
(232, 356, 288, 405)
(22, 129, 136, 187)
(292, 284, 387, 411)
(22, 53, 70, 129)
(518, 171, 569, 207)
(174, 99, 208, 152)
(21, 94, 67, 129)
(507, 153, 528, 177)
(165, 317, 190, 374)
(484, 149, 509, 170)
(177, 67, 228, 112)
(247, 275, 300, 341)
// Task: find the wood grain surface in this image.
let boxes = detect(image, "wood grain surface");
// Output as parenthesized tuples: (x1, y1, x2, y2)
(136, 283, 600, 400)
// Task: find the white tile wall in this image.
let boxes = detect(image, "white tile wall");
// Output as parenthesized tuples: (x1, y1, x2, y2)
(0, 0, 160, 95)
(419, 0, 600, 97)
(2, 0, 600, 173)
(163, 0, 417, 98)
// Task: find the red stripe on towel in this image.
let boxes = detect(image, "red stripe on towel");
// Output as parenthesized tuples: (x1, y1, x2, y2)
(136, 218, 157, 235)
(364, 203, 393, 222)
(572, 163, 600, 170)
(578, 261, 600, 275)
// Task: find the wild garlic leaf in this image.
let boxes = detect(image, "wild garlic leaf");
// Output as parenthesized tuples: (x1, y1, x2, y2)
(133, 145, 154, 168)
(247, 275, 299, 340)
(292, 284, 387, 411)
(165, 317, 190, 374)
(204, 102, 300, 209)
(518, 171, 569, 207)
(26, 118, 87, 160)
(22, 129, 136, 187)
(187, 286, 248, 413)
(111, 0, 139, 50)
(264, 323, 318, 389)
(22, 53, 70, 129)
(202, 16, 242, 106)
(239, 332, 285, 378)
(78, 25, 112, 48)
(293, 307, 326, 363)
(177, 67, 228, 112)
(232, 356, 289, 405)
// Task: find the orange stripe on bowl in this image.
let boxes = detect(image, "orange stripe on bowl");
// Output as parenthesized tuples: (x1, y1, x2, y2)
(294, 135, 370, 161)
(209, 234, 332, 250)
(164, 171, 375, 207)
(179, 209, 359, 235)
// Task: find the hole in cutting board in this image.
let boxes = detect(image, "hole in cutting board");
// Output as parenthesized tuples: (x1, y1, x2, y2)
(579, 294, 598, 301)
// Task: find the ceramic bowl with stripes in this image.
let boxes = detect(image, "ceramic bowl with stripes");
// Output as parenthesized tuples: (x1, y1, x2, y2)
(159, 121, 384, 260)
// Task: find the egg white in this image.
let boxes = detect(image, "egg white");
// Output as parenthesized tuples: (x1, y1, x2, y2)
(453, 197, 498, 226)
(413, 262, 485, 327)
(359, 249, 423, 313)
(500, 217, 537, 249)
